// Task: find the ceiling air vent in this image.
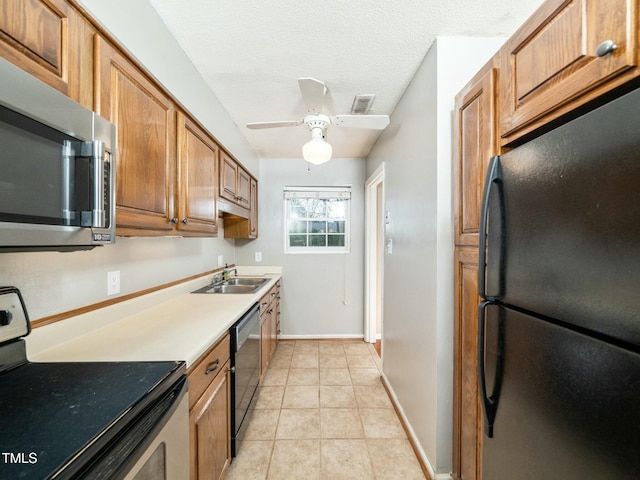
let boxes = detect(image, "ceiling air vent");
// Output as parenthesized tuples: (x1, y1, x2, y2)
(350, 94, 376, 115)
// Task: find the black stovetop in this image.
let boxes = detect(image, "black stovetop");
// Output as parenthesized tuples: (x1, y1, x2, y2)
(0, 352, 184, 479)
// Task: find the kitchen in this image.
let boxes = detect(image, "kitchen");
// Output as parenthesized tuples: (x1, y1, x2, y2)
(2, 0, 639, 479)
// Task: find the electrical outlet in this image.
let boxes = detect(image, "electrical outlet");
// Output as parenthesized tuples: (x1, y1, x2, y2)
(255, 252, 262, 262)
(107, 271, 120, 296)
(386, 238, 393, 254)
(217, 255, 224, 267)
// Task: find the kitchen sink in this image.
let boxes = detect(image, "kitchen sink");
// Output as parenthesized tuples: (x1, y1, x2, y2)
(191, 277, 268, 294)
(224, 277, 268, 286)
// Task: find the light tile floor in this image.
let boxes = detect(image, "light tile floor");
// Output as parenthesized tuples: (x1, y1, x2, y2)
(226, 339, 426, 480)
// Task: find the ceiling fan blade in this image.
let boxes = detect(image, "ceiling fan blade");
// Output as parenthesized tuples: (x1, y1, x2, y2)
(332, 114, 390, 130)
(246, 120, 302, 130)
(298, 77, 326, 115)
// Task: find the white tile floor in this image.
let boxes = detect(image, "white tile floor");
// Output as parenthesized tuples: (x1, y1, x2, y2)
(225, 339, 426, 480)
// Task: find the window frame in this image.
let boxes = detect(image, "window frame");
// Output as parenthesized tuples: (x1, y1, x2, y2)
(283, 186, 351, 254)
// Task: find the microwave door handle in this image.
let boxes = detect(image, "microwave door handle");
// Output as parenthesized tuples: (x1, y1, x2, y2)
(61, 140, 74, 225)
(91, 140, 107, 228)
(478, 155, 504, 300)
(72, 140, 107, 228)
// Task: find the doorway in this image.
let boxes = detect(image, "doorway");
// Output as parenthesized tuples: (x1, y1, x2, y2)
(365, 163, 384, 354)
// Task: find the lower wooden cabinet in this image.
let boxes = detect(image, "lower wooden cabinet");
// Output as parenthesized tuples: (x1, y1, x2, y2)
(188, 334, 231, 480)
(453, 247, 482, 480)
(259, 281, 281, 382)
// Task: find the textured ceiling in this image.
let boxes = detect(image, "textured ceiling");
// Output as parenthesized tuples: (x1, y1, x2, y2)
(147, 0, 545, 159)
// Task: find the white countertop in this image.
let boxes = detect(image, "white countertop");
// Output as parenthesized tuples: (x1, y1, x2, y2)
(27, 266, 282, 368)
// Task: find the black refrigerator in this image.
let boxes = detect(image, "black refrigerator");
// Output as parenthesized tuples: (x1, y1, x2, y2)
(478, 86, 640, 479)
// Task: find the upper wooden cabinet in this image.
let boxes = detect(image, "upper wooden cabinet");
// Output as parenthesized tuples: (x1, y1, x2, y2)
(500, 0, 639, 144)
(0, 0, 90, 104)
(220, 152, 251, 210)
(453, 65, 498, 247)
(94, 34, 177, 235)
(177, 113, 219, 236)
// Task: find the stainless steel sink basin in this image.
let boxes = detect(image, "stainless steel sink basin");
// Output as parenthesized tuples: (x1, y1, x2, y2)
(191, 277, 268, 294)
(225, 277, 268, 286)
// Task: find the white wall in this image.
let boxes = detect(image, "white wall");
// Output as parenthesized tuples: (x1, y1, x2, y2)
(235, 158, 366, 338)
(0, 1, 257, 321)
(366, 37, 506, 476)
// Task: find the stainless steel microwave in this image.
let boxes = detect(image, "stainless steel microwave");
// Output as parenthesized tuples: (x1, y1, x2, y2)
(0, 57, 116, 252)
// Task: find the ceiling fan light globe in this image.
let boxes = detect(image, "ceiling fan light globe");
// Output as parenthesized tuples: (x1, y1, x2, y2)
(302, 138, 332, 165)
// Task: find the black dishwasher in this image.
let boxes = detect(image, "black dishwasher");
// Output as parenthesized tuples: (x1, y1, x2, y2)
(229, 302, 261, 457)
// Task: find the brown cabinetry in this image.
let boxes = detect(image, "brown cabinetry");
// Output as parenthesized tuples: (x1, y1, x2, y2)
(453, 67, 497, 247)
(94, 34, 177, 235)
(188, 333, 231, 480)
(259, 281, 281, 381)
(452, 60, 499, 480)
(2, 0, 257, 239)
(500, 0, 639, 145)
(220, 152, 259, 239)
(0, 0, 87, 102)
(453, 248, 482, 480)
(220, 153, 250, 209)
(177, 112, 219, 235)
(224, 177, 258, 239)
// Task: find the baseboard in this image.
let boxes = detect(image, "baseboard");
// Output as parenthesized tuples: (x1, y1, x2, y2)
(380, 373, 453, 480)
(279, 334, 365, 340)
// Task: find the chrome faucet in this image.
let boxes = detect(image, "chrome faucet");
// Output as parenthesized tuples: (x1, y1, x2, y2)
(222, 265, 238, 281)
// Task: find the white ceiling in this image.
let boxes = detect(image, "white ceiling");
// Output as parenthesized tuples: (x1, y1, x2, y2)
(147, 0, 545, 159)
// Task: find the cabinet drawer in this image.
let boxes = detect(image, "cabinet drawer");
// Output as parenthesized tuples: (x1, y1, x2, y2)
(188, 333, 230, 409)
(259, 286, 276, 312)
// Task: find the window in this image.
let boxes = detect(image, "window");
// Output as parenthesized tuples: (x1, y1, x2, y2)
(284, 187, 351, 253)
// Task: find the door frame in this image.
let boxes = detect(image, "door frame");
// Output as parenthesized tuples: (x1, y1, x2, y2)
(364, 163, 385, 345)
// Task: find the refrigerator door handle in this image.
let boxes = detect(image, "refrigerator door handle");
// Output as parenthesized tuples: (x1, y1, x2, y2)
(478, 299, 504, 438)
(478, 155, 504, 300)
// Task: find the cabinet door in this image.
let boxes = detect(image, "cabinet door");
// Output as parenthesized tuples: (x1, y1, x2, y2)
(453, 66, 497, 247)
(0, 0, 82, 99)
(190, 362, 231, 480)
(453, 247, 482, 480)
(177, 112, 219, 235)
(500, 0, 639, 144)
(236, 166, 251, 209)
(94, 35, 176, 234)
(219, 153, 239, 203)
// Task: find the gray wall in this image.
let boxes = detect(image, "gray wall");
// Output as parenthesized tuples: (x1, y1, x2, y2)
(235, 158, 365, 338)
(366, 37, 506, 476)
(0, 1, 256, 320)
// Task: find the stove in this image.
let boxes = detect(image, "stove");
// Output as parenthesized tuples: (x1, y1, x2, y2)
(0, 287, 189, 479)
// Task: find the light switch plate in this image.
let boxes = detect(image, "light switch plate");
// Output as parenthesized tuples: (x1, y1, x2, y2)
(217, 255, 224, 267)
(255, 252, 262, 262)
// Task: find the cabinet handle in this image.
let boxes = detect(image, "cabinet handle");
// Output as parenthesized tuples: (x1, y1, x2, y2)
(268, 308, 273, 314)
(171, 217, 178, 224)
(595, 39, 617, 57)
(227, 366, 236, 374)
(261, 301, 268, 307)
(182, 218, 189, 225)
(205, 359, 220, 375)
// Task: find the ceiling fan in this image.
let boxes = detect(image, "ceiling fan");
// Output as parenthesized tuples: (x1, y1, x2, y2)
(246, 77, 390, 164)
